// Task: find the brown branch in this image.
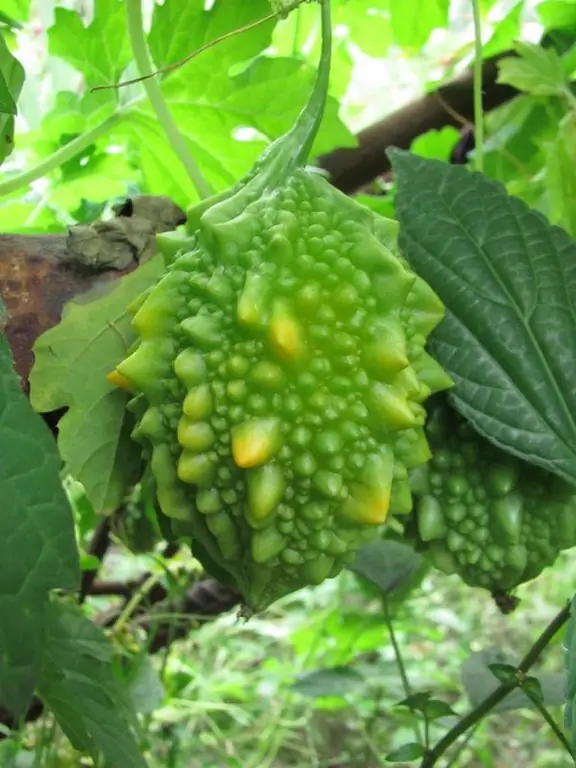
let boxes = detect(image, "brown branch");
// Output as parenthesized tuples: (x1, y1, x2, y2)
(0, 196, 185, 389)
(316, 56, 518, 194)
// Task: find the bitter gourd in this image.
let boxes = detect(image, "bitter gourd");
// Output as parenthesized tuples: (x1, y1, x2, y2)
(406, 402, 576, 593)
(109, 0, 451, 611)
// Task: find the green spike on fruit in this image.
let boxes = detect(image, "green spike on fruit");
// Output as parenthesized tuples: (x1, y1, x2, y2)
(109, 0, 452, 612)
(405, 403, 576, 594)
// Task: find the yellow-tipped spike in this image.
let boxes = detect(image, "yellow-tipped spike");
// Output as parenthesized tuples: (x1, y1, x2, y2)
(117, 339, 170, 394)
(269, 301, 306, 362)
(369, 383, 417, 430)
(340, 450, 394, 525)
(106, 369, 133, 391)
(237, 272, 270, 328)
(231, 418, 282, 468)
(246, 465, 286, 526)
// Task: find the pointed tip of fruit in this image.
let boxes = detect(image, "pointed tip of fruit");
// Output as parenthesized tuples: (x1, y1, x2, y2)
(106, 369, 133, 391)
(269, 302, 306, 362)
(232, 418, 282, 468)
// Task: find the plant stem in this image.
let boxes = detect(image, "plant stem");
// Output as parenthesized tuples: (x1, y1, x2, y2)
(471, 0, 484, 172)
(525, 694, 574, 758)
(113, 573, 159, 634)
(0, 113, 120, 198)
(420, 602, 571, 767)
(383, 599, 425, 747)
(125, 0, 213, 200)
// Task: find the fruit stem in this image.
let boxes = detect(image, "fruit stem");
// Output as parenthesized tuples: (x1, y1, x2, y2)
(292, 0, 332, 167)
(125, 0, 214, 201)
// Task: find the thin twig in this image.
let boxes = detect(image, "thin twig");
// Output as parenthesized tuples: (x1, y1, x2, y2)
(91, 1, 307, 93)
(420, 602, 571, 767)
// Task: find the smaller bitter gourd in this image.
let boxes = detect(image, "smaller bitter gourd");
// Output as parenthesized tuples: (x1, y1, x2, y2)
(406, 402, 576, 593)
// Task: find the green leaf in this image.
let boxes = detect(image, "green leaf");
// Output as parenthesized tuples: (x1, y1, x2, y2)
(483, 0, 524, 59)
(397, 691, 432, 713)
(489, 662, 517, 684)
(0, 1, 30, 25)
(348, 538, 424, 597)
(537, 0, 576, 32)
(291, 666, 364, 698)
(385, 743, 425, 762)
(497, 42, 568, 97)
(545, 112, 576, 238)
(464, 648, 565, 712)
(390, 149, 576, 487)
(0, 317, 79, 717)
(29, 258, 164, 513)
(226, 56, 355, 157)
(336, 0, 392, 58)
(390, 0, 449, 50)
(48, 0, 131, 88)
(0, 31, 24, 166)
(37, 600, 146, 767)
(410, 127, 460, 162)
(423, 699, 458, 721)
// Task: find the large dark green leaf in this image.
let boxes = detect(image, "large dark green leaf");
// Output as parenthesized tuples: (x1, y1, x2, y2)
(390, 149, 576, 486)
(37, 601, 146, 767)
(0, 308, 79, 717)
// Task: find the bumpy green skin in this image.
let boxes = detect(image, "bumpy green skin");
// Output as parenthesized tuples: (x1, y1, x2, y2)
(407, 404, 576, 592)
(115, 169, 450, 612)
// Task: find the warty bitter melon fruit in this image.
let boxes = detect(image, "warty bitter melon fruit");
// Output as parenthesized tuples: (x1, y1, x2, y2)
(406, 401, 576, 594)
(108, 1, 452, 611)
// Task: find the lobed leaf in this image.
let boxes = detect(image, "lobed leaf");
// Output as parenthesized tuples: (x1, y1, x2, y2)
(390, 149, 576, 487)
(497, 42, 569, 98)
(0, 311, 79, 717)
(29, 258, 164, 513)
